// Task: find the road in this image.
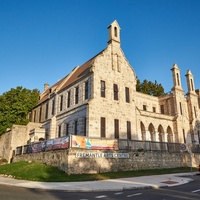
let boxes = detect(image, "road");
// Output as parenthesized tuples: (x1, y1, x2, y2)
(0, 175, 200, 200)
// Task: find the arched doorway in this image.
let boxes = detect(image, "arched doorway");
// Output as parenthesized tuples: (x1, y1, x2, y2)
(148, 123, 155, 141)
(158, 125, 164, 142)
(166, 126, 173, 143)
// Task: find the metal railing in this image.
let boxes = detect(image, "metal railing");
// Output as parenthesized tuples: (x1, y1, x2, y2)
(191, 144, 200, 153)
(118, 139, 182, 153)
(15, 136, 200, 156)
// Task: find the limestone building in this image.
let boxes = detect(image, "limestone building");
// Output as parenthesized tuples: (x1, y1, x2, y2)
(30, 20, 200, 145)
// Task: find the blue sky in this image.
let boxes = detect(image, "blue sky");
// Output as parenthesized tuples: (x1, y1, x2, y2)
(1, 0, 200, 95)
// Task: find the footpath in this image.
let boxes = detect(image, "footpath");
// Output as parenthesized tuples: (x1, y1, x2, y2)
(0, 172, 198, 192)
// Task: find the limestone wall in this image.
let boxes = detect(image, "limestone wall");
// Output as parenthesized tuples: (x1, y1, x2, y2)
(13, 149, 199, 174)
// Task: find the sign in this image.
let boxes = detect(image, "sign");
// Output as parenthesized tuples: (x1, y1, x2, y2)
(180, 144, 187, 151)
(76, 152, 129, 158)
(71, 135, 118, 150)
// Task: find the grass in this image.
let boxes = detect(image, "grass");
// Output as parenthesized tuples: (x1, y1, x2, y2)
(0, 161, 197, 182)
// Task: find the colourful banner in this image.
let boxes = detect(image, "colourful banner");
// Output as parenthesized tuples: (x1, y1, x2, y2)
(31, 142, 45, 153)
(52, 136, 70, 150)
(71, 135, 118, 150)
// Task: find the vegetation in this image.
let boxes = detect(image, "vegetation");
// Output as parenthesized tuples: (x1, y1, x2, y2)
(0, 86, 40, 135)
(136, 78, 165, 97)
(0, 161, 195, 182)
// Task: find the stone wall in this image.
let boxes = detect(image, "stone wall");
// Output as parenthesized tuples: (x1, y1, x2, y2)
(13, 149, 200, 174)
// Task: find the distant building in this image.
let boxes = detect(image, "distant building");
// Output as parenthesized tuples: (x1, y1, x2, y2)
(1, 20, 200, 162)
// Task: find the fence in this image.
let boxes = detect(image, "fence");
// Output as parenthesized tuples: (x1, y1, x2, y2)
(15, 135, 200, 156)
(191, 144, 200, 153)
(118, 139, 181, 153)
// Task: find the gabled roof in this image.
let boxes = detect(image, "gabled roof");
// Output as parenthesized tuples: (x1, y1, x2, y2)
(37, 50, 104, 105)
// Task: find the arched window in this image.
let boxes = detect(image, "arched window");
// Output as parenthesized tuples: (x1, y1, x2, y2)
(114, 27, 118, 37)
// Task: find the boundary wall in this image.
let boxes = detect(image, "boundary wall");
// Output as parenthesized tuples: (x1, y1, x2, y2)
(13, 149, 200, 175)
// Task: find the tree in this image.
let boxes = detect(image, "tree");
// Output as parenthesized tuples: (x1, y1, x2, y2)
(0, 86, 39, 135)
(136, 78, 165, 97)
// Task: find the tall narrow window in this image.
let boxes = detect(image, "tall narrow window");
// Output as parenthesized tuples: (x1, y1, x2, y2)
(75, 87, 79, 104)
(160, 105, 164, 114)
(153, 107, 156, 113)
(194, 106, 197, 118)
(84, 118, 86, 136)
(127, 121, 131, 140)
(114, 119, 119, 139)
(85, 81, 89, 100)
(45, 129, 50, 140)
(183, 129, 186, 143)
(125, 87, 130, 103)
(101, 80, 106, 97)
(67, 91, 71, 108)
(52, 99, 55, 115)
(100, 117, 106, 137)
(114, 84, 118, 100)
(198, 130, 200, 143)
(58, 125, 61, 138)
(191, 79, 194, 91)
(33, 110, 36, 122)
(60, 95, 63, 111)
(177, 73, 180, 86)
(179, 102, 182, 115)
(39, 106, 42, 122)
(74, 120, 78, 135)
(114, 27, 118, 37)
(143, 105, 147, 111)
(66, 123, 69, 135)
(45, 102, 49, 119)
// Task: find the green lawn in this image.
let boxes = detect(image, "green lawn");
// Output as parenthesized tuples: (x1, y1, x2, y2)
(0, 161, 196, 182)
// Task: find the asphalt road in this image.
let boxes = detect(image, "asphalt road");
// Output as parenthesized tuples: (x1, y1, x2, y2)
(0, 175, 200, 200)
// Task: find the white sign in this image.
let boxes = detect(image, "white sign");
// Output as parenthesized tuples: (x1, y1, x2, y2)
(180, 144, 187, 151)
(76, 152, 129, 158)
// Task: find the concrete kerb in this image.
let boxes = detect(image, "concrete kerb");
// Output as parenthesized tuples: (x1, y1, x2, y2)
(0, 172, 197, 192)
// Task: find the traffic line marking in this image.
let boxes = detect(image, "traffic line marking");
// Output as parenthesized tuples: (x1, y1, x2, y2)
(95, 195, 107, 198)
(114, 192, 124, 195)
(127, 193, 142, 197)
(192, 189, 200, 193)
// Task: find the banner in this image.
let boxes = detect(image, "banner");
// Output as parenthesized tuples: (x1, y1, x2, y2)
(45, 139, 54, 151)
(71, 135, 118, 150)
(52, 136, 70, 150)
(31, 142, 45, 153)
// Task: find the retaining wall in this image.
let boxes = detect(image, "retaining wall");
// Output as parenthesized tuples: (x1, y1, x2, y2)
(13, 149, 200, 174)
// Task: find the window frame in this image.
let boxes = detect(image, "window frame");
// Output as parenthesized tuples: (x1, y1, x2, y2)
(100, 117, 106, 138)
(114, 119, 119, 139)
(114, 84, 119, 100)
(125, 87, 130, 103)
(101, 80, 106, 97)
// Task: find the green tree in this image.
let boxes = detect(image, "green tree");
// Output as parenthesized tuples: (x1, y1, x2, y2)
(0, 86, 39, 135)
(136, 78, 165, 97)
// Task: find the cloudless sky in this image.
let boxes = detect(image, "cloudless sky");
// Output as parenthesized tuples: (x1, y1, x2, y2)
(1, 0, 200, 95)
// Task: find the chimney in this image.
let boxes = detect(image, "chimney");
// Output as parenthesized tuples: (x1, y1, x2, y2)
(44, 83, 49, 91)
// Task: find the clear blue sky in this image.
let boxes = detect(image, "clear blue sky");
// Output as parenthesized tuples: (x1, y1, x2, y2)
(1, 0, 200, 95)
